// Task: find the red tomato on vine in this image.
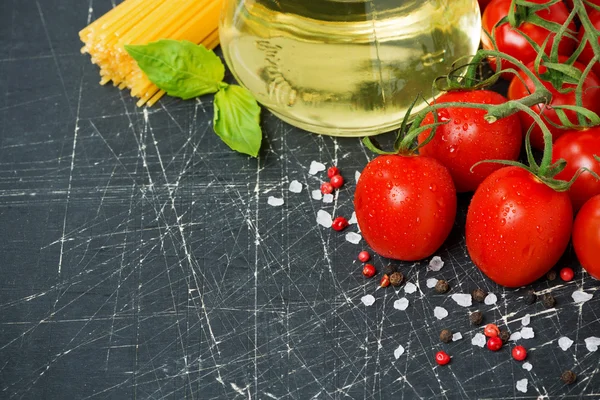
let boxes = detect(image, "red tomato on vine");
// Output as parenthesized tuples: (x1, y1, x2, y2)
(481, 0, 576, 77)
(354, 155, 456, 261)
(552, 128, 600, 211)
(507, 59, 600, 150)
(573, 195, 600, 280)
(466, 166, 573, 287)
(418, 90, 522, 192)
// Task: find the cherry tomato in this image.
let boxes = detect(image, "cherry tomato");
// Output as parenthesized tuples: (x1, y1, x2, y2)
(577, 9, 600, 84)
(466, 167, 573, 287)
(552, 127, 600, 211)
(572, 194, 600, 280)
(418, 90, 522, 192)
(507, 58, 600, 150)
(481, 0, 576, 77)
(354, 155, 457, 261)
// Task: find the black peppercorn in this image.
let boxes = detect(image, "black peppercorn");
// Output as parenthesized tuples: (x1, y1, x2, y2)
(469, 311, 483, 326)
(561, 370, 577, 385)
(435, 279, 450, 294)
(542, 293, 556, 308)
(383, 265, 397, 275)
(440, 329, 453, 343)
(547, 270, 557, 281)
(472, 288, 487, 303)
(389, 272, 404, 287)
(524, 289, 537, 305)
(499, 330, 510, 343)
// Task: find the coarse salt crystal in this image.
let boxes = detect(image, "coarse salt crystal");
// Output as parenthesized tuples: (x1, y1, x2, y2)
(404, 282, 418, 294)
(348, 212, 357, 224)
(394, 298, 409, 311)
(311, 190, 322, 200)
(484, 293, 498, 305)
(451, 293, 473, 307)
(572, 290, 593, 304)
(452, 332, 463, 342)
(428, 256, 444, 271)
(522, 362, 533, 371)
(316, 210, 333, 228)
(521, 327, 535, 339)
(267, 196, 284, 207)
(394, 345, 405, 359)
(426, 278, 439, 288)
(355, 171, 361, 183)
(322, 193, 334, 203)
(361, 294, 376, 306)
(472, 333, 486, 348)
(309, 161, 326, 175)
(345, 232, 362, 244)
(522, 314, 531, 326)
(558, 336, 574, 351)
(434, 306, 448, 320)
(585, 336, 600, 352)
(288, 180, 302, 193)
(510, 332, 523, 341)
(516, 378, 528, 393)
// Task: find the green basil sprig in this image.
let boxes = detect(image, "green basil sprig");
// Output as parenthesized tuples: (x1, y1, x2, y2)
(125, 39, 261, 157)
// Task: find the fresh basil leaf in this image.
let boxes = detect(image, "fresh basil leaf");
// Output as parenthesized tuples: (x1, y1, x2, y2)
(213, 84, 262, 157)
(125, 39, 224, 99)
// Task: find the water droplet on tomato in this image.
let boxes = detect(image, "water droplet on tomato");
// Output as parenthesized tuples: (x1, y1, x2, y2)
(463, 123, 469, 131)
(437, 109, 450, 122)
(500, 218, 506, 226)
(429, 184, 437, 192)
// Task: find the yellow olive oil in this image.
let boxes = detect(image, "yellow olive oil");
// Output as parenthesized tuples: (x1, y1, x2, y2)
(219, 0, 481, 136)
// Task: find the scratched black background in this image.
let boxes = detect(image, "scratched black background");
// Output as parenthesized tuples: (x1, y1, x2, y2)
(1, 1, 599, 399)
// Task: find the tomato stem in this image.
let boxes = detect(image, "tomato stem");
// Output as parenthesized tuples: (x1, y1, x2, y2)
(575, 0, 600, 59)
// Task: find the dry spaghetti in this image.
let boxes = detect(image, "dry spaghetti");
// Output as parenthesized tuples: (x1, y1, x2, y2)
(80, 0, 222, 107)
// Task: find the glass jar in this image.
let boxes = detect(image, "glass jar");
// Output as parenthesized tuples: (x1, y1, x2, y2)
(219, 0, 481, 136)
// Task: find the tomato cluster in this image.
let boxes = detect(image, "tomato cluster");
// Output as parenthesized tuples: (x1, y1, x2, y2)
(354, 0, 600, 287)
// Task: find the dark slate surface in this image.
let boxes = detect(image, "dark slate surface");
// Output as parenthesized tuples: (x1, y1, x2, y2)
(1, 1, 599, 399)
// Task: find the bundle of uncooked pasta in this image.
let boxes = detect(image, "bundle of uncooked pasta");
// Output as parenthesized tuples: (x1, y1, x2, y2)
(79, 0, 222, 106)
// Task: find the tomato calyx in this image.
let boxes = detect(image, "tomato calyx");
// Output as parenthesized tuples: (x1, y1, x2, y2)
(506, 0, 569, 29)
(363, 95, 452, 155)
(473, 121, 600, 192)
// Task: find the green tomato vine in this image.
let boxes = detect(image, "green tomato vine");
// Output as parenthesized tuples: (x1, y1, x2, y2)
(365, 0, 600, 192)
